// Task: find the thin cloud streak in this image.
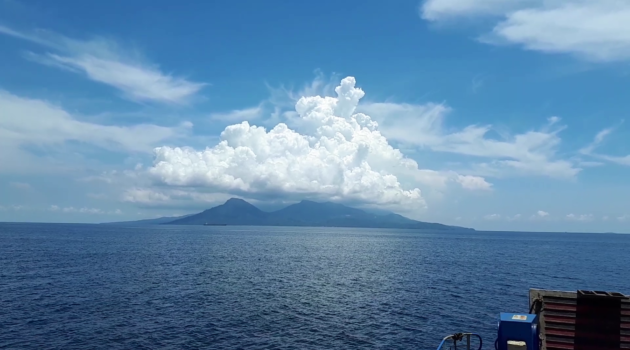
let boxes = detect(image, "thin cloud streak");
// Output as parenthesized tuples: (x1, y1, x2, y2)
(0, 25, 206, 104)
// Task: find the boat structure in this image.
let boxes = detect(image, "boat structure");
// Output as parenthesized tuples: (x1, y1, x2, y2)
(437, 288, 629, 350)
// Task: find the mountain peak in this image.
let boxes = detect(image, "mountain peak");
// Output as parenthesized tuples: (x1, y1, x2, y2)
(222, 198, 260, 208)
(298, 199, 341, 206)
(225, 198, 247, 204)
(169, 197, 266, 225)
(125, 197, 473, 231)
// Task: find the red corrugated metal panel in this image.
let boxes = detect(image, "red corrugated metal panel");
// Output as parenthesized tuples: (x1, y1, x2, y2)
(529, 289, 630, 350)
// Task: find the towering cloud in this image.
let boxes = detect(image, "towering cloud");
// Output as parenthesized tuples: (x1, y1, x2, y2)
(148, 77, 490, 209)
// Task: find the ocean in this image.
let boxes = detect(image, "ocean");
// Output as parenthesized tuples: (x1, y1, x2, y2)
(1, 223, 628, 349)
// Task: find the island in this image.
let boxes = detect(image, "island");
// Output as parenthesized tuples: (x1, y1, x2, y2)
(102, 198, 474, 231)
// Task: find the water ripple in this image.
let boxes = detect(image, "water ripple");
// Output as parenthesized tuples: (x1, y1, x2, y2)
(1, 224, 628, 349)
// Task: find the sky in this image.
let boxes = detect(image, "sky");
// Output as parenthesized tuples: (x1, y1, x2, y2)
(1, 0, 629, 232)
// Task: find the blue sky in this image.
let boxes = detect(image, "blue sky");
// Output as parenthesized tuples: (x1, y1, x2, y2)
(1, 0, 629, 232)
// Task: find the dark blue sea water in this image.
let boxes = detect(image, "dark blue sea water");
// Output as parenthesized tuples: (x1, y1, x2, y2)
(1, 223, 628, 349)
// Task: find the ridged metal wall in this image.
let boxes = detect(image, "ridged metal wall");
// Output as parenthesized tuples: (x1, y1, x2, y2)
(529, 289, 630, 350)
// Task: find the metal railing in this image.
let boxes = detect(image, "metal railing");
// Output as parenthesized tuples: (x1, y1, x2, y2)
(436, 333, 482, 350)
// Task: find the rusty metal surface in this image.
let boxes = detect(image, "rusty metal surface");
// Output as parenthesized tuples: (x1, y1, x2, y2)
(529, 289, 630, 350)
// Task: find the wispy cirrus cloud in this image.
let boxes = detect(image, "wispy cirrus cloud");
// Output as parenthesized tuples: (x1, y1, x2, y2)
(479, 212, 607, 222)
(122, 188, 172, 205)
(121, 187, 234, 209)
(0, 204, 26, 211)
(0, 90, 192, 152)
(507, 214, 522, 221)
(49, 205, 122, 215)
(421, 0, 534, 21)
(566, 213, 594, 222)
(580, 126, 630, 166)
(421, 0, 630, 62)
(0, 25, 206, 104)
(357, 103, 578, 179)
(267, 73, 579, 180)
(0, 90, 193, 173)
(210, 106, 264, 123)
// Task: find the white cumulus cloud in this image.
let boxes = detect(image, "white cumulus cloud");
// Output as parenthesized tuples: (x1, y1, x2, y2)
(456, 175, 493, 190)
(530, 210, 550, 220)
(147, 77, 492, 211)
(484, 213, 501, 220)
